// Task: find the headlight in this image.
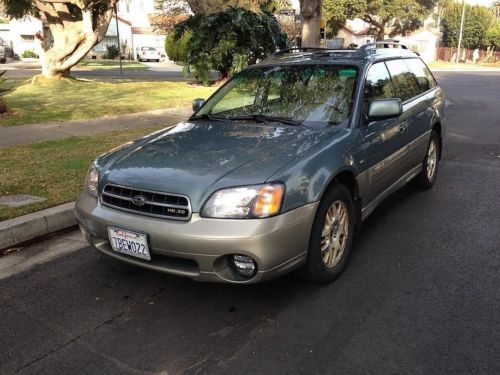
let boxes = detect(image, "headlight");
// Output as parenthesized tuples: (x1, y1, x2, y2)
(201, 183, 284, 219)
(85, 164, 99, 197)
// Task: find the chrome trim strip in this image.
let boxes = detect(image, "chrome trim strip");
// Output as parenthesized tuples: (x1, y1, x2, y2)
(100, 183, 192, 221)
(101, 191, 189, 210)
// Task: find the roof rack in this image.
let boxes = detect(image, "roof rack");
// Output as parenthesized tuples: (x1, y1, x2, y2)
(272, 47, 340, 56)
(261, 41, 415, 64)
(359, 41, 409, 51)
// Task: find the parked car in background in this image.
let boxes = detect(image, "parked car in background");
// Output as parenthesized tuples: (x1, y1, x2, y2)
(136, 46, 161, 62)
(76, 42, 445, 284)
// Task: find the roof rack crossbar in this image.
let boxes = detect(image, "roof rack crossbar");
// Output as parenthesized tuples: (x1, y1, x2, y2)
(359, 41, 408, 51)
(272, 47, 342, 56)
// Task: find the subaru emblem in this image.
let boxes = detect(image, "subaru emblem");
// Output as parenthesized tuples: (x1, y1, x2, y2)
(132, 195, 146, 207)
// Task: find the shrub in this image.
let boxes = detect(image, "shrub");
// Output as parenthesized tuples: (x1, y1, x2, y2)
(21, 50, 39, 59)
(104, 44, 120, 59)
(0, 70, 8, 113)
(173, 7, 288, 84)
(183, 52, 212, 86)
(165, 30, 191, 63)
(486, 24, 500, 48)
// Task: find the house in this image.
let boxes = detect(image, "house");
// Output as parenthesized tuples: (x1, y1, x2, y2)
(327, 19, 378, 49)
(326, 24, 378, 49)
(0, 16, 43, 58)
(397, 29, 439, 62)
(91, 0, 167, 60)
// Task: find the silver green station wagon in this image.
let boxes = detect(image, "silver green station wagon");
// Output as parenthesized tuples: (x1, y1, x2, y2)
(76, 42, 445, 284)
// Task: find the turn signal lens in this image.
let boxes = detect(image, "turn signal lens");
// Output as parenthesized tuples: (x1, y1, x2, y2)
(252, 185, 284, 218)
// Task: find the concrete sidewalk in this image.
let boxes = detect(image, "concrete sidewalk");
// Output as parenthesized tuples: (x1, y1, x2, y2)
(0, 107, 192, 149)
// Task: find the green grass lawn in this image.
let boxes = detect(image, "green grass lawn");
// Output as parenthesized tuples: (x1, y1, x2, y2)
(0, 125, 167, 221)
(77, 60, 149, 70)
(0, 78, 216, 126)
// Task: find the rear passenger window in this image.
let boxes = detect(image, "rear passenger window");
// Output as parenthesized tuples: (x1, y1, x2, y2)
(364, 62, 395, 104)
(385, 59, 420, 102)
(403, 58, 436, 93)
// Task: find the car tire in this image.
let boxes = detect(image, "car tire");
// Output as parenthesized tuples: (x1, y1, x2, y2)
(300, 184, 355, 283)
(412, 130, 440, 189)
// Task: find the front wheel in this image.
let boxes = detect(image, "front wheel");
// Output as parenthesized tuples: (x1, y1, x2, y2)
(412, 130, 440, 189)
(300, 184, 355, 283)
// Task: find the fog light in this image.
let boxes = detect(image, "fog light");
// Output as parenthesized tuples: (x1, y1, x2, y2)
(232, 255, 257, 277)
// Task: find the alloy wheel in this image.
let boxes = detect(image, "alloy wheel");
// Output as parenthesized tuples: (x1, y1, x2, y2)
(321, 200, 349, 267)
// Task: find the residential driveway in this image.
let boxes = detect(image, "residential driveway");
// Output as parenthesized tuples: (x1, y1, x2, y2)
(0, 72, 499, 374)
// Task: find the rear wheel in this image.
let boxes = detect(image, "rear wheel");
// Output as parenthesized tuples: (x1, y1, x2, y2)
(300, 184, 355, 283)
(412, 130, 440, 189)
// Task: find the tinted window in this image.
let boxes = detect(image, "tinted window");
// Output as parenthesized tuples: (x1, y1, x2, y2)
(364, 62, 395, 103)
(386, 59, 420, 102)
(403, 58, 436, 93)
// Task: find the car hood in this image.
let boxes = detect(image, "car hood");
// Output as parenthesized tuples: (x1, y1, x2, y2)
(100, 120, 342, 211)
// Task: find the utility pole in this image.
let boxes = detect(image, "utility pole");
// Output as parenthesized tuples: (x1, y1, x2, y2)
(456, 0, 466, 63)
(114, 3, 123, 77)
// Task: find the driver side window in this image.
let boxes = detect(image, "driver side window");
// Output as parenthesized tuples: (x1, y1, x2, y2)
(364, 62, 395, 104)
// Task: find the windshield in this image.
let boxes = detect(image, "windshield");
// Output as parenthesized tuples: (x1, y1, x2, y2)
(197, 64, 358, 127)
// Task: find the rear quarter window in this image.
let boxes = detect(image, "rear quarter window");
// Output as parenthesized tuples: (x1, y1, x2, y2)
(385, 59, 420, 102)
(403, 58, 437, 93)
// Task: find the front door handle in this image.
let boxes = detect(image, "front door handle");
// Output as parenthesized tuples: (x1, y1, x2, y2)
(399, 122, 407, 133)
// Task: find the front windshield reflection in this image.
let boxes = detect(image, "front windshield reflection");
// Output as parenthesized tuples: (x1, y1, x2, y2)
(197, 64, 358, 127)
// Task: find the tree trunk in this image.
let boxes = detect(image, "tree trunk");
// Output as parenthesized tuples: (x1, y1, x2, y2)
(300, 0, 322, 47)
(34, 1, 116, 79)
(41, 54, 71, 79)
(376, 23, 386, 41)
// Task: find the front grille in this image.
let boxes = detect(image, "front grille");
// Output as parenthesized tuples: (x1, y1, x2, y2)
(101, 184, 191, 221)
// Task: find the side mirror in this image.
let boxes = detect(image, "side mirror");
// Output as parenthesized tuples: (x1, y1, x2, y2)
(367, 98, 402, 121)
(192, 98, 206, 112)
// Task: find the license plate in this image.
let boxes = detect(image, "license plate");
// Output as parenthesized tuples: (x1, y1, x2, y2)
(108, 228, 151, 261)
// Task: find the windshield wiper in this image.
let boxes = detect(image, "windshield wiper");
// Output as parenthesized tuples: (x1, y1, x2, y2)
(228, 114, 301, 126)
(189, 113, 229, 122)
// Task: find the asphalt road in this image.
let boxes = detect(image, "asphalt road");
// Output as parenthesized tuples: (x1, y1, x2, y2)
(1, 72, 499, 375)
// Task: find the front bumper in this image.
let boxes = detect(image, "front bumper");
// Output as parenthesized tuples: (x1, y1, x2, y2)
(75, 193, 318, 283)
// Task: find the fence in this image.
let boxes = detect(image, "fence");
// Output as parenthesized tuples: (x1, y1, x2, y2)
(436, 47, 500, 63)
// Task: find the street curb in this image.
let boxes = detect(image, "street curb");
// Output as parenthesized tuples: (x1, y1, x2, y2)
(0, 202, 76, 251)
(431, 68, 500, 72)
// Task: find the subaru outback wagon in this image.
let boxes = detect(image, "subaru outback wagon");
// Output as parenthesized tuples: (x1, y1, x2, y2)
(76, 42, 445, 284)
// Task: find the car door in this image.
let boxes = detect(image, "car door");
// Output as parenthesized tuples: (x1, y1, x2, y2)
(358, 61, 410, 204)
(401, 58, 438, 168)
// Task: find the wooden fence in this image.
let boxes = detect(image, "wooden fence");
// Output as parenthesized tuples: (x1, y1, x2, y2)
(436, 47, 500, 63)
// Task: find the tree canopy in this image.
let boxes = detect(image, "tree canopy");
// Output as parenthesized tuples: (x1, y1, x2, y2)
(486, 23, 500, 47)
(172, 7, 288, 84)
(152, 0, 292, 33)
(322, 0, 437, 40)
(441, 3, 495, 49)
(0, 0, 117, 78)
